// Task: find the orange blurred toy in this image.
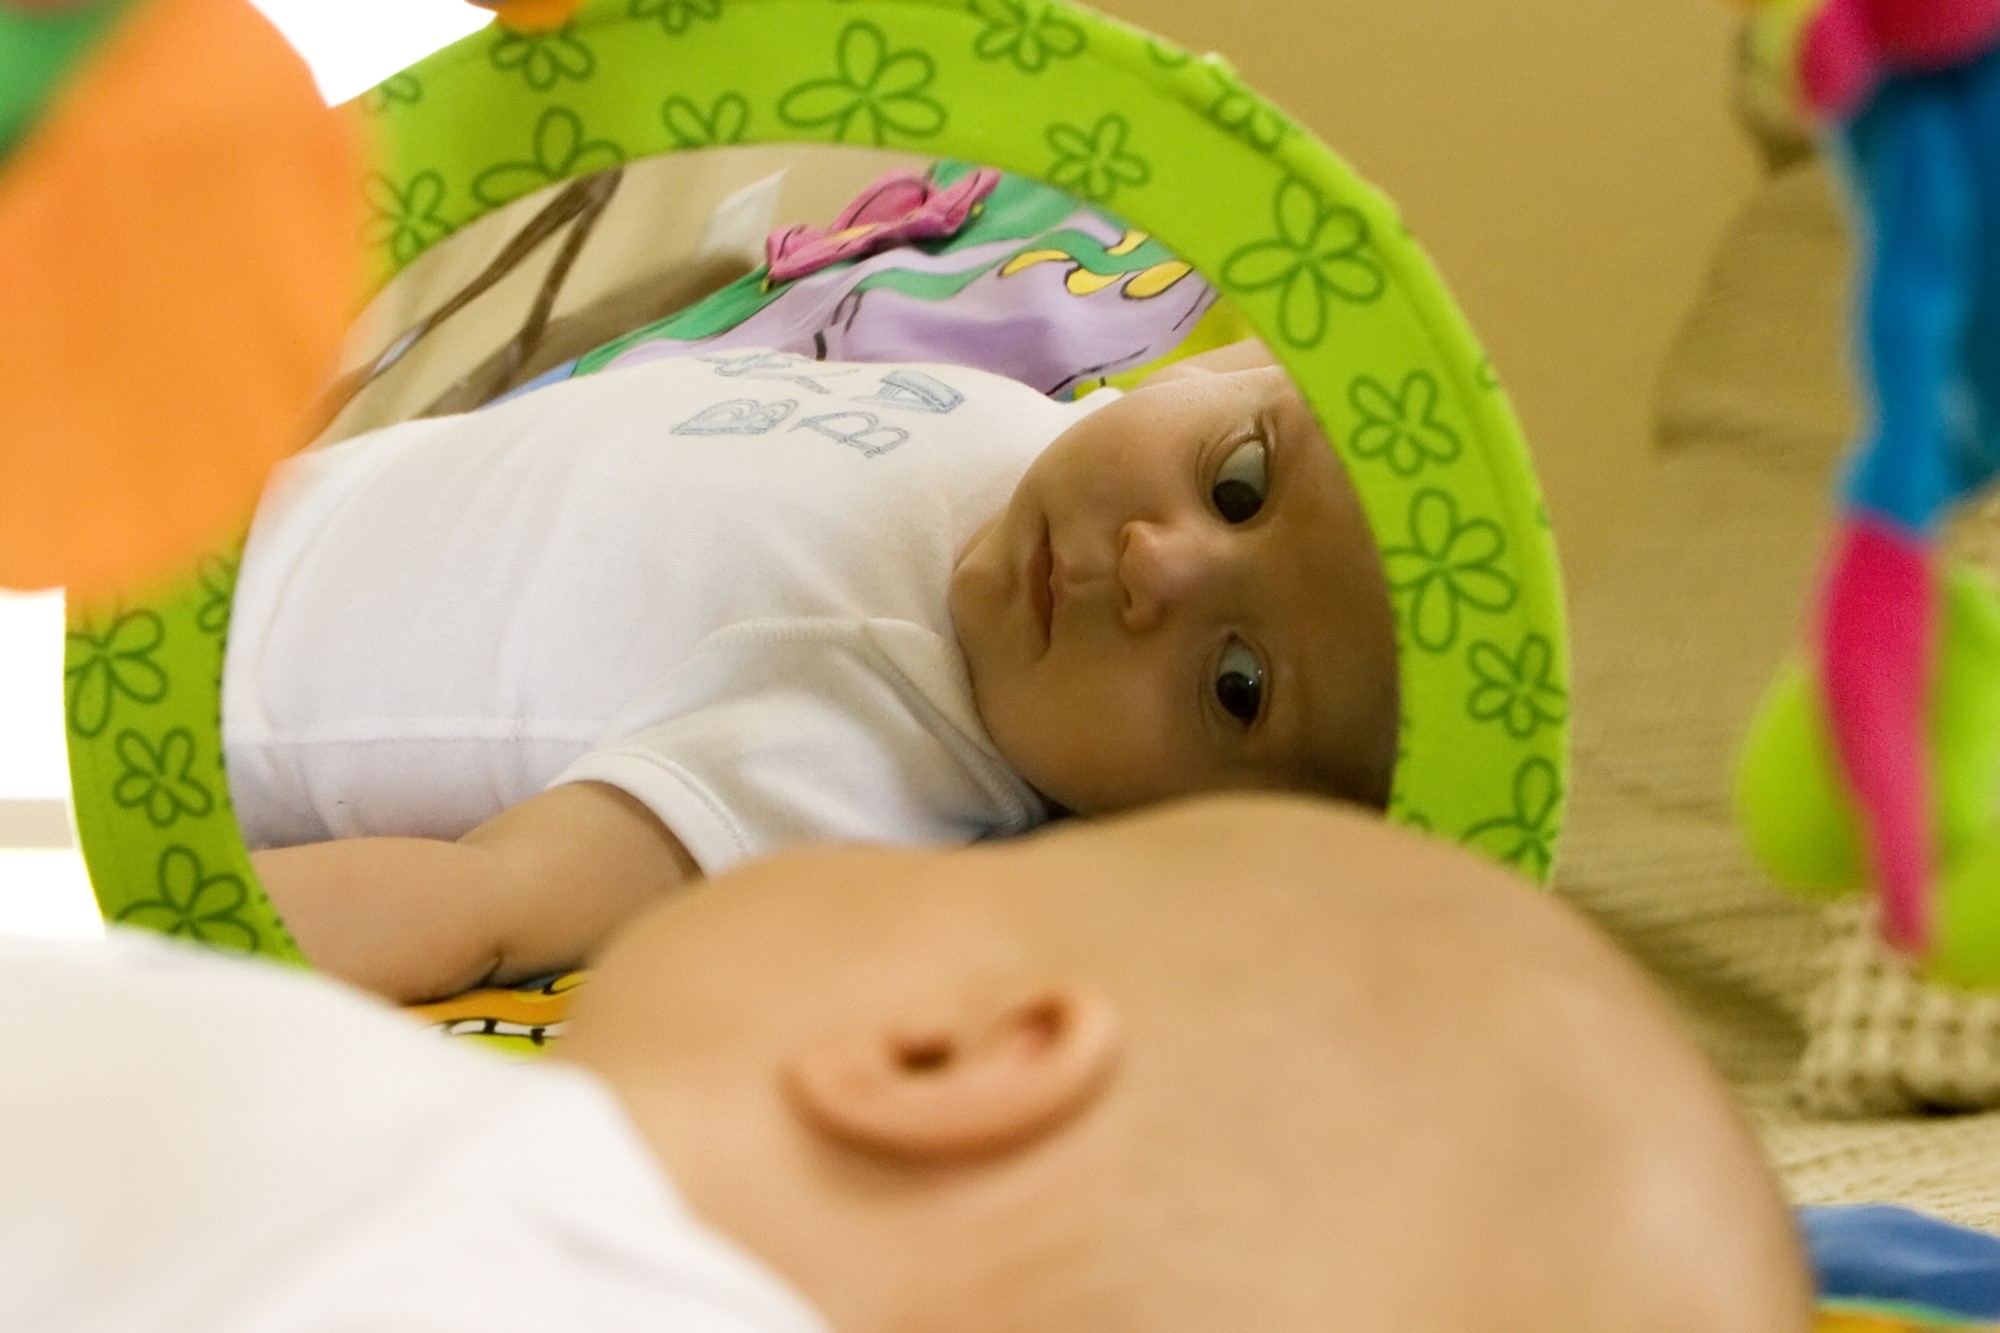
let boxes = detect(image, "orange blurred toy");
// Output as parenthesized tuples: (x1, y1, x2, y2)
(467, 0, 584, 31)
(0, 0, 362, 603)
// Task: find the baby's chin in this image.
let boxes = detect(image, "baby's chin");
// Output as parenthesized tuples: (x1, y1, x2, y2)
(945, 524, 1018, 719)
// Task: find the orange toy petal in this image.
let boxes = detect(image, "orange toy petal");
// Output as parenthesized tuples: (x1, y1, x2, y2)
(0, 0, 363, 603)
(469, 0, 584, 34)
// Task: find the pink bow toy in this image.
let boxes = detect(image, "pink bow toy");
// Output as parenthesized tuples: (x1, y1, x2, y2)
(765, 167, 1000, 285)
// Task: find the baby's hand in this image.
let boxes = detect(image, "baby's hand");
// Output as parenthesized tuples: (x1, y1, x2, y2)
(253, 782, 699, 1004)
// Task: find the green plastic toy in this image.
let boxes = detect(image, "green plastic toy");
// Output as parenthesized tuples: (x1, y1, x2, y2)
(66, 0, 1569, 965)
(1738, 563, 2000, 986)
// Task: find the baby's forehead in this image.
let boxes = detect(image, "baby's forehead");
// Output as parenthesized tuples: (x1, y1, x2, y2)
(1193, 365, 1334, 455)
(1265, 373, 1333, 448)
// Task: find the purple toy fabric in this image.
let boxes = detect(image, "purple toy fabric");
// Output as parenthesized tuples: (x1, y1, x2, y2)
(496, 167, 1219, 412)
(584, 175, 1216, 401)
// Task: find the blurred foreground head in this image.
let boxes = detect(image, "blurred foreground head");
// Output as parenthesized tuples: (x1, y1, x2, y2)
(564, 796, 1813, 1333)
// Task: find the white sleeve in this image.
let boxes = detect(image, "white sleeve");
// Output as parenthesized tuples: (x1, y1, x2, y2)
(549, 620, 1043, 872)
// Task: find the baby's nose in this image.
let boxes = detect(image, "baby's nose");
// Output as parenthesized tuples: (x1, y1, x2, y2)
(1116, 518, 1233, 632)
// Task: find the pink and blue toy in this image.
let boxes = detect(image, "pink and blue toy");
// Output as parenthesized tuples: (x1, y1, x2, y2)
(1739, 0, 2000, 982)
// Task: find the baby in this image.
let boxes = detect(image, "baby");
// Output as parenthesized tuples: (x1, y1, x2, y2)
(225, 337, 1401, 1001)
(5, 797, 1811, 1331)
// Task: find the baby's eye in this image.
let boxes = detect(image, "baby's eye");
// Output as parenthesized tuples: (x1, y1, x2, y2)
(1213, 639, 1266, 726)
(1211, 438, 1268, 524)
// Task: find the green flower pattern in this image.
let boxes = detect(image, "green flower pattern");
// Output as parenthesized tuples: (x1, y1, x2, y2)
(113, 729, 215, 829)
(65, 610, 167, 740)
(1381, 490, 1519, 654)
(115, 847, 256, 952)
(362, 170, 452, 268)
(1206, 60, 1290, 150)
(1464, 758, 1564, 880)
(361, 72, 422, 116)
(1466, 636, 1567, 739)
(778, 21, 946, 145)
(472, 108, 624, 207)
(664, 92, 749, 147)
(1220, 176, 1385, 347)
(1349, 371, 1462, 477)
(1045, 113, 1148, 203)
(1385, 730, 1435, 832)
(630, 0, 722, 36)
(969, 0, 1084, 73)
(489, 25, 597, 91)
(195, 555, 235, 637)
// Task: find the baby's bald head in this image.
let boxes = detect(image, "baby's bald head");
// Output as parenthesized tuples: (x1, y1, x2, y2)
(563, 797, 1811, 1333)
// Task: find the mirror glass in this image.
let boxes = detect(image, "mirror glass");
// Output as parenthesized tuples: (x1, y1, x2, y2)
(216, 146, 1399, 993)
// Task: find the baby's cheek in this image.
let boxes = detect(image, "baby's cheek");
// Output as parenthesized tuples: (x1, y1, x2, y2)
(1082, 688, 1190, 798)
(980, 669, 1073, 769)
(990, 680, 1105, 805)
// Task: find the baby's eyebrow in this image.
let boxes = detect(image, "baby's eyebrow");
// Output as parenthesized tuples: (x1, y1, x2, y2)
(1261, 414, 1312, 529)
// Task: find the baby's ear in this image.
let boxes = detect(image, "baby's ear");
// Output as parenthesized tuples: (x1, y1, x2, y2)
(782, 985, 1120, 1164)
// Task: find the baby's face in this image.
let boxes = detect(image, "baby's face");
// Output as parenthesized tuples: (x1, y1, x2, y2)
(949, 363, 1399, 815)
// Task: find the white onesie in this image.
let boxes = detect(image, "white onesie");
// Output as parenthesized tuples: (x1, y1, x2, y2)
(0, 930, 830, 1332)
(222, 350, 1111, 870)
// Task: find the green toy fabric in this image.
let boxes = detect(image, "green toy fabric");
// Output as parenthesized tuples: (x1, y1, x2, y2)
(66, 0, 1569, 962)
(0, 0, 133, 158)
(1738, 561, 2000, 986)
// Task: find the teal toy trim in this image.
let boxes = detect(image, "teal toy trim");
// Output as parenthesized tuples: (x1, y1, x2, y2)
(0, 0, 134, 157)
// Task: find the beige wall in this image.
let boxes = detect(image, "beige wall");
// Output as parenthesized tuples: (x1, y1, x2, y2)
(1094, 0, 1760, 587)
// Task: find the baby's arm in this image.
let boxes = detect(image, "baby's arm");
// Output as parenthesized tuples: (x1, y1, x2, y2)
(252, 782, 699, 1004)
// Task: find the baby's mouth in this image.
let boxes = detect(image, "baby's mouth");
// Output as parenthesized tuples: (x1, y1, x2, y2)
(1026, 523, 1054, 648)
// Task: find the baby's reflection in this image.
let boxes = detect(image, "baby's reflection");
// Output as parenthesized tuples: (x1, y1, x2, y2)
(222, 169, 1397, 1005)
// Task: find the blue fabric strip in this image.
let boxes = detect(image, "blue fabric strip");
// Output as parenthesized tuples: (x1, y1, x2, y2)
(1803, 1204, 2000, 1319)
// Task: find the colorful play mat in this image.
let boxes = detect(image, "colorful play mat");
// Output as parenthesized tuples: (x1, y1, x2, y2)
(64, 0, 1569, 965)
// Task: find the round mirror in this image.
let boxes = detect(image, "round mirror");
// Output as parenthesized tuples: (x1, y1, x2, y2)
(65, 0, 1567, 968)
